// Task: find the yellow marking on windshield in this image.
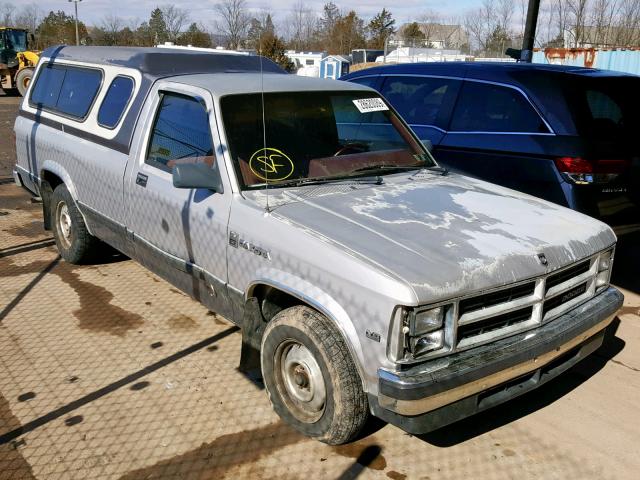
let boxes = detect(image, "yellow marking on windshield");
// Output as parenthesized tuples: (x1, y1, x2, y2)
(249, 148, 294, 181)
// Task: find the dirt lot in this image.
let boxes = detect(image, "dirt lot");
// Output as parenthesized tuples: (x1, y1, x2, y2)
(0, 94, 21, 177)
(1, 93, 639, 479)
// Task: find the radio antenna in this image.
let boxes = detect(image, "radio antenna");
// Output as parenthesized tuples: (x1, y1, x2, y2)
(258, 33, 270, 213)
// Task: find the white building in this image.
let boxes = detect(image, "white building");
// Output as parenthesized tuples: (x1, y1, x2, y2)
(376, 47, 471, 64)
(285, 51, 327, 73)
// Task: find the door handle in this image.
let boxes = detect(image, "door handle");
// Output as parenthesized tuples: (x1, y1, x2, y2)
(136, 173, 148, 187)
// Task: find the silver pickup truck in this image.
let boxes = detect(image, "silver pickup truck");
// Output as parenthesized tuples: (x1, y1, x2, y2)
(14, 46, 623, 445)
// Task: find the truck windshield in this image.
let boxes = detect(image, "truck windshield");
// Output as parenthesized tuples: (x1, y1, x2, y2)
(220, 91, 435, 189)
(5, 29, 27, 52)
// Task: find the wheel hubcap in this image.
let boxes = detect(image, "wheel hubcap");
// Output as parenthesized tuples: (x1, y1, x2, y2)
(276, 341, 326, 423)
(56, 201, 72, 248)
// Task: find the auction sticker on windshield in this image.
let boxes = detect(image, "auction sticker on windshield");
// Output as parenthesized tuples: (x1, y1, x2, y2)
(352, 98, 389, 113)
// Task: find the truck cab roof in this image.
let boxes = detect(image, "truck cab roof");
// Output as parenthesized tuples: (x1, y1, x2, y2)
(168, 72, 371, 97)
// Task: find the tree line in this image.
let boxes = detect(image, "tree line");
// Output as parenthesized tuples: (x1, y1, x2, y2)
(2, 0, 639, 65)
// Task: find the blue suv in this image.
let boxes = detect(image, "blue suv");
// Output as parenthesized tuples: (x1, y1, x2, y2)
(342, 62, 639, 222)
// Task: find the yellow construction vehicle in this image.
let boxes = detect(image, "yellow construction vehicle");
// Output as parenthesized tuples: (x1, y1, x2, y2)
(0, 27, 40, 96)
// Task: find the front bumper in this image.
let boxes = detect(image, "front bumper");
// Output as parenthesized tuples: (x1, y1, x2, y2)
(373, 287, 623, 434)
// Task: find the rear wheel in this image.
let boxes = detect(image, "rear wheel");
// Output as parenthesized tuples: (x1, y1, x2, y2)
(16, 68, 34, 97)
(261, 305, 369, 444)
(51, 184, 99, 264)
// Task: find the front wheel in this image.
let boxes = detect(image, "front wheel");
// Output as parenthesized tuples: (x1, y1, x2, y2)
(261, 305, 369, 444)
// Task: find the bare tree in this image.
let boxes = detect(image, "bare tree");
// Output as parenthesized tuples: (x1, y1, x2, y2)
(286, 1, 318, 50)
(464, 0, 498, 53)
(565, 0, 590, 47)
(535, 0, 561, 46)
(13, 2, 42, 32)
(550, 0, 570, 46)
(1, 2, 15, 26)
(614, 0, 640, 45)
(463, 0, 516, 56)
(162, 5, 189, 43)
(517, 0, 529, 38)
(214, 0, 250, 49)
(418, 10, 441, 47)
(496, 0, 515, 33)
(590, 0, 620, 46)
(101, 13, 123, 45)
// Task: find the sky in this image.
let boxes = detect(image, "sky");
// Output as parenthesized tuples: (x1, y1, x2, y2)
(29, 0, 482, 27)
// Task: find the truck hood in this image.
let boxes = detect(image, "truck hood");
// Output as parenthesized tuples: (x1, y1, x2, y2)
(249, 173, 616, 303)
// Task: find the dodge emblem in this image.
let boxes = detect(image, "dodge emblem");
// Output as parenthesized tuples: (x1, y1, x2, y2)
(537, 253, 548, 266)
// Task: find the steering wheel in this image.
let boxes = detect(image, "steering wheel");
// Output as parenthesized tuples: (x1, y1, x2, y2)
(333, 142, 367, 157)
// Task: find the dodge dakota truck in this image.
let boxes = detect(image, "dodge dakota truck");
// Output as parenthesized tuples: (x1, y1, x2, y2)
(13, 46, 623, 444)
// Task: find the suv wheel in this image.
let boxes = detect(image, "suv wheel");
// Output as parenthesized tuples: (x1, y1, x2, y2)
(51, 184, 99, 264)
(261, 305, 369, 444)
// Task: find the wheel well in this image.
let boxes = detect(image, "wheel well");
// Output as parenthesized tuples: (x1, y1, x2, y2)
(250, 284, 303, 322)
(41, 170, 63, 191)
(40, 170, 63, 230)
(241, 284, 367, 394)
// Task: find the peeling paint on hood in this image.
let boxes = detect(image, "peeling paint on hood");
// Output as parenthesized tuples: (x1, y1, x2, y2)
(246, 173, 616, 304)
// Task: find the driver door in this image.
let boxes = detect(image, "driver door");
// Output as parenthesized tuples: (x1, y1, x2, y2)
(125, 81, 233, 319)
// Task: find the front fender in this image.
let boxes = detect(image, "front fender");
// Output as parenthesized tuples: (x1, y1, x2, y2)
(247, 267, 369, 391)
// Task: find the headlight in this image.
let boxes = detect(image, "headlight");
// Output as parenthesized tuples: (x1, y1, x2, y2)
(596, 271, 609, 288)
(598, 249, 613, 272)
(410, 306, 444, 335)
(397, 304, 452, 359)
(410, 330, 444, 356)
(596, 248, 614, 291)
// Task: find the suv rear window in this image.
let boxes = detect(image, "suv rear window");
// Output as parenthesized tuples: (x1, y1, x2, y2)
(30, 64, 102, 120)
(567, 76, 640, 138)
(98, 76, 135, 128)
(450, 81, 549, 133)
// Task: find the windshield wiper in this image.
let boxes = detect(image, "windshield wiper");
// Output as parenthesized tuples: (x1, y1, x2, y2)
(352, 164, 425, 174)
(422, 165, 449, 176)
(352, 163, 448, 176)
(251, 173, 384, 189)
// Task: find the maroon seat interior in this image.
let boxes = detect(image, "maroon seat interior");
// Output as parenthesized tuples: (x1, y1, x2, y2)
(308, 149, 419, 178)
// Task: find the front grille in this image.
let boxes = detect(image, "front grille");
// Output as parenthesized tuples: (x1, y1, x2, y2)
(543, 282, 588, 316)
(545, 260, 590, 292)
(458, 306, 533, 341)
(459, 282, 535, 316)
(453, 255, 599, 351)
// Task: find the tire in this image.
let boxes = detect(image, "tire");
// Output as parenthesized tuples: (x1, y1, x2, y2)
(51, 184, 99, 264)
(16, 68, 34, 97)
(261, 305, 369, 444)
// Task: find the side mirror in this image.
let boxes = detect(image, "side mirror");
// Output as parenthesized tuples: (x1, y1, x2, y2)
(421, 139, 433, 153)
(29, 33, 36, 46)
(172, 163, 224, 193)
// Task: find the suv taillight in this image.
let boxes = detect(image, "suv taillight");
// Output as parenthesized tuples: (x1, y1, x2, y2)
(554, 157, 629, 184)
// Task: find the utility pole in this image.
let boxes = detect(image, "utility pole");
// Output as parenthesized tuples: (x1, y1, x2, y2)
(521, 0, 541, 62)
(68, 0, 83, 46)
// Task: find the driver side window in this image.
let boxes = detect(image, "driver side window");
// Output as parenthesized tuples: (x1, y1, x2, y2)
(146, 92, 215, 173)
